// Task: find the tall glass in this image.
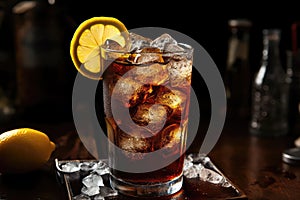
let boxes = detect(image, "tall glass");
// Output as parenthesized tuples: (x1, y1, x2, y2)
(101, 34, 193, 197)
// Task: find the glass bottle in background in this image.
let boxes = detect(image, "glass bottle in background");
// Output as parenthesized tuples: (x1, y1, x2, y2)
(0, 1, 16, 124)
(286, 22, 300, 135)
(286, 50, 300, 135)
(249, 29, 289, 137)
(224, 19, 252, 119)
(12, 0, 75, 122)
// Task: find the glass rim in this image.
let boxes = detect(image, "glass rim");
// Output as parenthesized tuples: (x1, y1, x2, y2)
(101, 42, 194, 55)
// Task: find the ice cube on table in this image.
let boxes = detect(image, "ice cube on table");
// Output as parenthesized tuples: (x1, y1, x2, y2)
(93, 194, 104, 200)
(183, 163, 204, 179)
(183, 155, 194, 170)
(80, 161, 98, 171)
(96, 160, 108, 170)
(93, 168, 109, 176)
(82, 173, 104, 188)
(60, 162, 80, 173)
(81, 186, 100, 196)
(199, 167, 225, 184)
(183, 154, 231, 187)
(93, 160, 110, 175)
(198, 166, 231, 187)
(187, 153, 209, 164)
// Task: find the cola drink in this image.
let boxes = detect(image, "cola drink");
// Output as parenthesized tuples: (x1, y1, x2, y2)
(101, 33, 193, 196)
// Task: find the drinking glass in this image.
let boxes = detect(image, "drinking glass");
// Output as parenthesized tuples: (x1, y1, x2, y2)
(101, 33, 193, 197)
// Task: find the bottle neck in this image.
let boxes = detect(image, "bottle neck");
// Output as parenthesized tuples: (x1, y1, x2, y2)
(261, 30, 282, 70)
(227, 27, 251, 67)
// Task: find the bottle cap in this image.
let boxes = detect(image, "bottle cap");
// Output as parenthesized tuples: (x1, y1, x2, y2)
(282, 147, 300, 165)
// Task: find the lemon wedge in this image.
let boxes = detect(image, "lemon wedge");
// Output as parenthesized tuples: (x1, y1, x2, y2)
(0, 128, 56, 174)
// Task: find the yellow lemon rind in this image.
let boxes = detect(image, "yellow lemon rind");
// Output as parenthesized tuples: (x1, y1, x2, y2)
(0, 128, 56, 174)
(70, 16, 128, 80)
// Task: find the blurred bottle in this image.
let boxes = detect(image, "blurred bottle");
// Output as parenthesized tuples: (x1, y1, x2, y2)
(12, 0, 75, 122)
(224, 19, 252, 119)
(286, 51, 300, 135)
(249, 29, 289, 137)
(286, 22, 300, 135)
(0, 1, 16, 124)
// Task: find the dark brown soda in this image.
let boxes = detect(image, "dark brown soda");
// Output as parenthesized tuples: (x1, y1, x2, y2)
(102, 52, 191, 184)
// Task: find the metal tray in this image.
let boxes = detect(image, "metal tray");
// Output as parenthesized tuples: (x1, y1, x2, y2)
(55, 154, 247, 200)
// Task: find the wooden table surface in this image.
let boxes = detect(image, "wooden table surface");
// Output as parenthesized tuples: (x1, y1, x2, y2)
(0, 115, 300, 200)
(208, 117, 300, 200)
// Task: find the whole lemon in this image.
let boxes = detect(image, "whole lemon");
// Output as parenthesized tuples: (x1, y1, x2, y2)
(0, 128, 56, 174)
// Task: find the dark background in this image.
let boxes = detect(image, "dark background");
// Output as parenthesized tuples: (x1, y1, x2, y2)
(63, 0, 300, 73)
(3, 0, 300, 73)
(1, 0, 300, 123)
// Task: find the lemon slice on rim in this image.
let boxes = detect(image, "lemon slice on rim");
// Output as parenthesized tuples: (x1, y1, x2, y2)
(70, 16, 128, 80)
